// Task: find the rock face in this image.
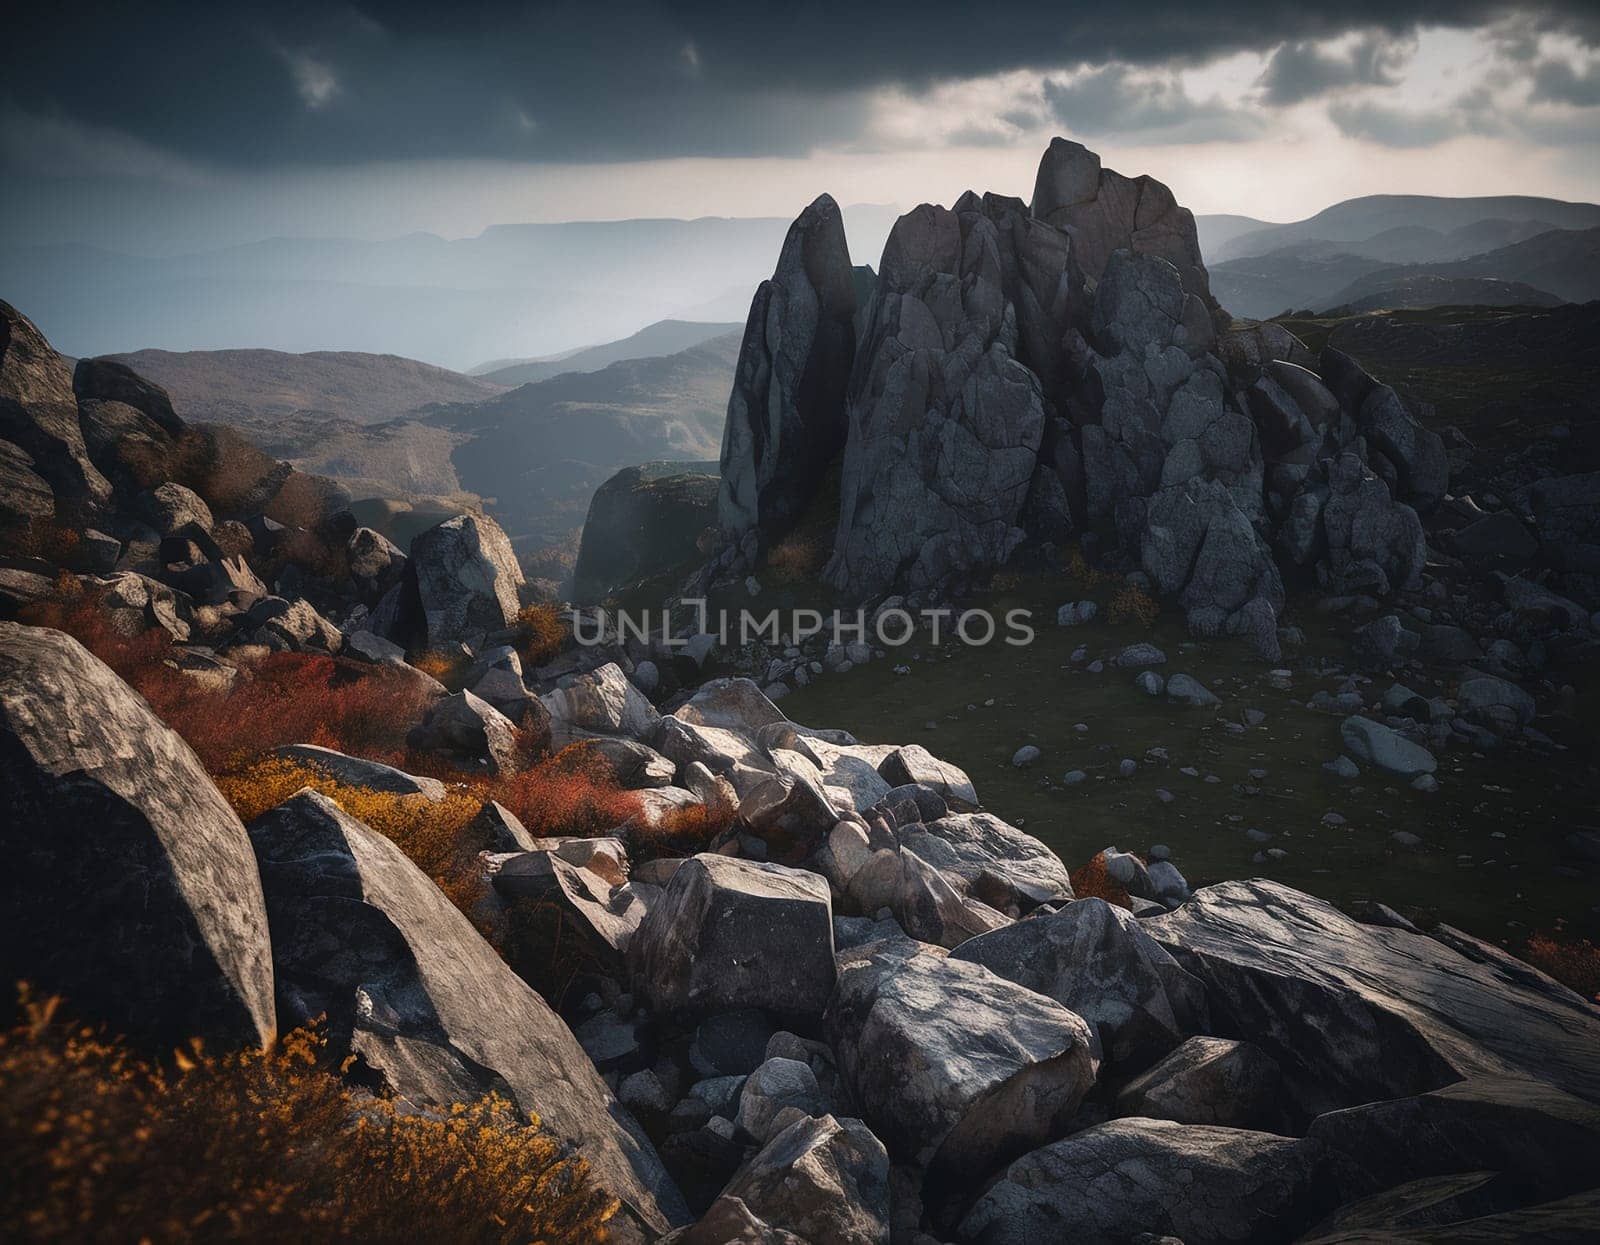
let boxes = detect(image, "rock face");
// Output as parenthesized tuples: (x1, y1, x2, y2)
(719, 195, 857, 549)
(1031, 137, 1215, 314)
(0, 623, 275, 1053)
(247, 789, 686, 1238)
(950, 898, 1207, 1069)
(577, 466, 719, 603)
(823, 194, 1059, 598)
(407, 512, 523, 648)
(1, 300, 112, 519)
(629, 855, 837, 1022)
(825, 942, 1098, 1187)
(1149, 880, 1600, 1115)
(712, 140, 1441, 655)
(959, 1118, 1325, 1245)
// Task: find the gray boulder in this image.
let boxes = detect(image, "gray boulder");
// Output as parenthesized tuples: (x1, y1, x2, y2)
(409, 688, 523, 775)
(899, 810, 1074, 910)
(629, 855, 836, 1022)
(734, 1055, 829, 1143)
(951, 898, 1207, 1068)
(1114, 1036, 1286, 1131)
(825, 943, 1098, 1184)
(876, 743, 979, 811)
(541, 661, 660, 748)
(959, 1118, 1324, 1245)
(347, 526, 407, 603)
(0, 623, 276, 1054)
(248, 789, 686, 1237)
(408, 512, 523, 648)
(1457, 672, 1536, 732)
(710, 1113, 890, 1245)
(1340, 715, 1437, 777)
(1149, 880, 1600, 1115)
(719, 194, 857, 548)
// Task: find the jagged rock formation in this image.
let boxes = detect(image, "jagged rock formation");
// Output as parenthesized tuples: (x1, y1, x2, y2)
(711, 142, 1447, 657)
(719, 194, 857, 552)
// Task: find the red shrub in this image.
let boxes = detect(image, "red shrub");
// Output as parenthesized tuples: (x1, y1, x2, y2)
(1069, 851, 1132, 909)
(634, 792, 737, 860)
(1524, 932, 1600, 1003)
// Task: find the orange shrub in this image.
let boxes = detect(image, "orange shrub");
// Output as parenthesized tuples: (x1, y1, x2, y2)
(515, 603, 567, 668)
(0, 990, 616, 1245)
(1069, 851, 1132, 909)
(21, 581, 432, 774)
(766, 534, 825, 583)
(480, 746, 643, 839)
(634, 790, 738, 860)
(1108, 584, 1159, 627)
(1524, 932, 1600, 1003)
(216, 757, 483, 893)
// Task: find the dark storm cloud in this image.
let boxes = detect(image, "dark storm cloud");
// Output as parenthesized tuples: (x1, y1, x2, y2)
(1043, 66, 1265, 142)
(1255, 30, 1417, 105)
(1531, 57, 1600, 105)
(2, 0, 1596, 168)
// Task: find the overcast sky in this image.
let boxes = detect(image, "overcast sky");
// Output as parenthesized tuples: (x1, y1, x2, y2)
(3, 0, 1599, 254)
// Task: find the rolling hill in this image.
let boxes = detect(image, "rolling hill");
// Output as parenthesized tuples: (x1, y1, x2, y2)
(471, 319, 742, 385)
(105, 347, 503, 426)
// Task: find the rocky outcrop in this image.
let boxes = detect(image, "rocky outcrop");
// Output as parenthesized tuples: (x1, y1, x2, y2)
(719, 196, 857, 550)
(710, 140, 1443, 656)
(1149, 880, 1600, 1115)
(959, 1118, 1326, 1244)
(577, 466, 718, 603)
(0, 623, 275, 1052)
(248, 789, 687, 1238)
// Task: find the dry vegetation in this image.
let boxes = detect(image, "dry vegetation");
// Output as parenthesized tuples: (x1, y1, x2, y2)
(1069, 851, 1133, 909)
(515, 602, 567, 667)
(0, 989, 617, 1245)
(1108, 583, 1160, 627)
(765, 533, 826, 584)
(1524, 931, 1600, 1003)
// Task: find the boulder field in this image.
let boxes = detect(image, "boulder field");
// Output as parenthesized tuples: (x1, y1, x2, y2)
(6, 630, 1598, 1242)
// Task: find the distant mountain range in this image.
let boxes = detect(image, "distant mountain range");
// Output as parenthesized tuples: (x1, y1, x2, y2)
(0, 207, 898, 371)
(1200, 194, 1600, 264)
(1194, 193, 1600, 319)
(470, 319, 742, 385)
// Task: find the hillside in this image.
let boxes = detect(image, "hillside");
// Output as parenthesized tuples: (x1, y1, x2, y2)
(1329, 275, 1562, 315)
(429, 332, 741, 551)
(106, 347, 503, 425)
(472, 319, 742, 385)
(1315, 226, 1600, 313)
(1212, 193, 1600, 263)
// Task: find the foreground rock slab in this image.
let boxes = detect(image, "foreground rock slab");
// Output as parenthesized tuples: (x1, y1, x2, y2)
(248, 790, 686, 1239)
(0, 623, 275, 1053)
(1149, 880, 1600, 1114)
(958, 1117, 1325, 1245)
